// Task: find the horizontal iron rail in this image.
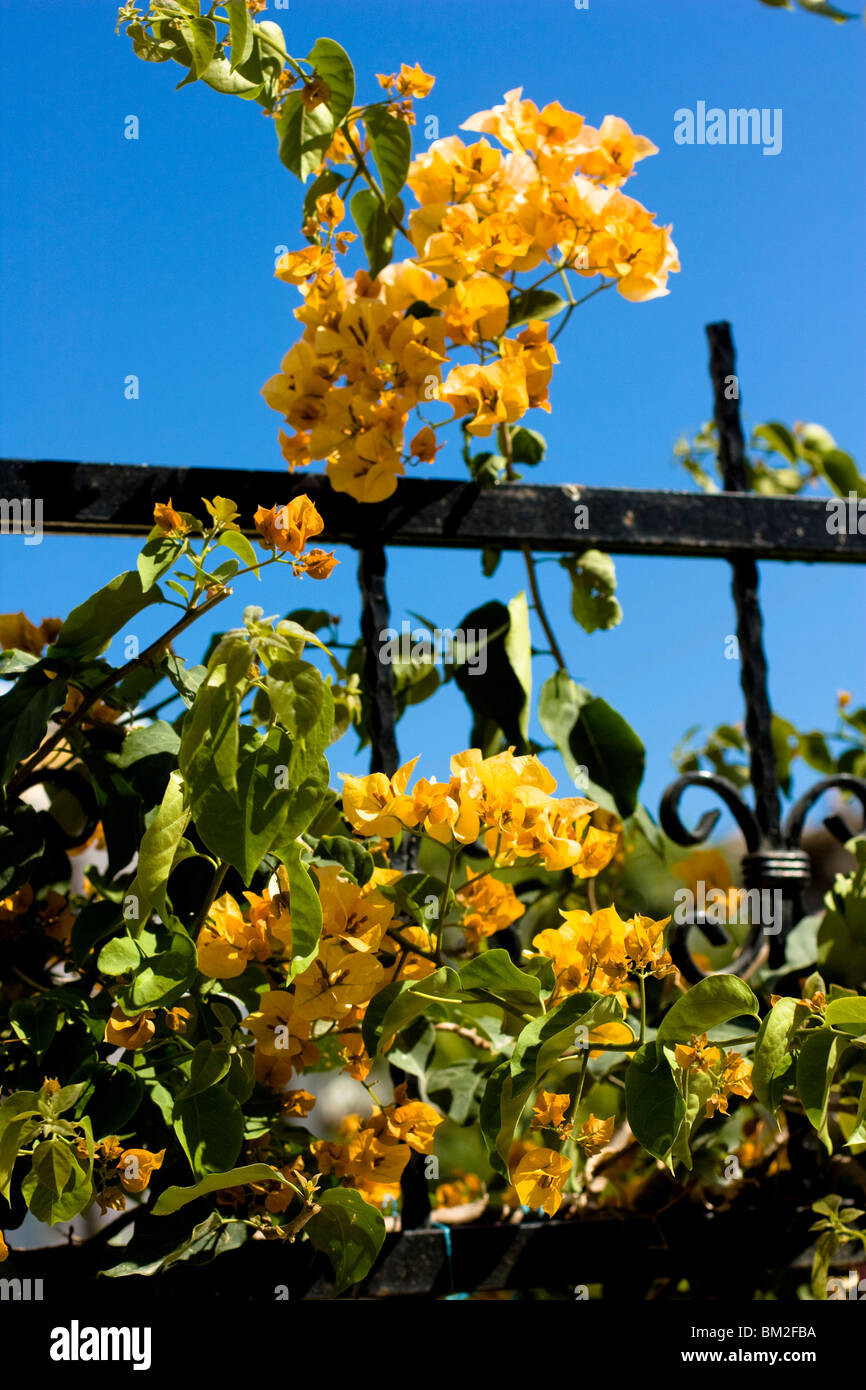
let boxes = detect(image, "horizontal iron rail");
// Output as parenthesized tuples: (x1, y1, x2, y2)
(1, 459, 864, 562)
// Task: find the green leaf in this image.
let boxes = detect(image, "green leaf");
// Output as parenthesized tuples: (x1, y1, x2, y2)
(567, 695, 645, 817)
(538, 669, 593, 789)
(797, 1027, 843, 1153)
(625, 1043, 686, 1162)
(819, 448, 866, 499)
(217, 529, 259, 573)
(753, 422, 798, 463)
(22, 1137, 92, 1226)
(507, 289, 566, 330)
(825, 997, 866, 1035)
(306, 1187, 385, 1296)
(282, 841, 323, 977)
(178, 16, 217, 81)
(313, 835, 374, 886)
(364, 105, 412, 204)
(0, 1102, 42, 1202)
(752, 996, 798, 1113)
(138, 530, 185, 592)
(459, 950, 544, 1014)
(307, 37, 355, 127)
(152, 1163, 292, 1216)
(481, 992, 629, 1174)
(125, 928, 197, 1011)
(173, 1087, 244, 1177)
(97, 934, 141, 975)
(277, 90, 335, 183)
(362, 968, 462, 1057)
(657, 974, 759, 1046)
(225, 0, 254, 69)
(796, 0, 856, 18)
(136, 771, 190, 923)
(50, 570, 163, 661)
(453, 597, 531, 754)
(509, 427, 547, 466)
(10, 998, 59, 1058)
(31, 1138, 74, 1195)
(0, 668, 68, 785)
(350, 189, 403, 278)
(560, 550, 622, 634)
(175, 1043, 232, 1100)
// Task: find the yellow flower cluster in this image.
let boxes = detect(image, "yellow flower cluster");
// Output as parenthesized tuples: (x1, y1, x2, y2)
(533, 904, 673, 1001)
(342, 747, 618, 874)
(262, 85, 678, 502)
(674, 1032, 753, 1117)
(311, 1083, 443, 1207)
(456, 867, 525, 953)
(230, 861, 435, 1096)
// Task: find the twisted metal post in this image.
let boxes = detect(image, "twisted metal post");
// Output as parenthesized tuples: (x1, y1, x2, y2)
(659, 325, 866, 981)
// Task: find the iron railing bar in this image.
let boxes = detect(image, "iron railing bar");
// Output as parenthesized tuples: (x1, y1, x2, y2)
(1, 460, 864, 562)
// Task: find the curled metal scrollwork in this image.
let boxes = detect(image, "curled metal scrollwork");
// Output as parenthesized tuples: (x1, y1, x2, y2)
(783, 774, 866, 849)
(658, 770, 866, 984)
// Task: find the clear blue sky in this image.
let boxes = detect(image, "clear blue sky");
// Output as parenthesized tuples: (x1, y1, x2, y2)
(0, 0, 863, 829)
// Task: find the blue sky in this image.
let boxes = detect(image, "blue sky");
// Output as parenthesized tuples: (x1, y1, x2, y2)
(0, 0, 863, 828)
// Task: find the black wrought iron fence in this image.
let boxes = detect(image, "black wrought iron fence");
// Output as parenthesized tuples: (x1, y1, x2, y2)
(2, 321, 864, 1298)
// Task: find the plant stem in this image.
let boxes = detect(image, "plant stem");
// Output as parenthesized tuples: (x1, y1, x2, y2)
(639, 974, 647, 1047)
(497, 422, 516, 482)
(522, 545, 566, 672)
(437, 842, 459, 963)
(9, 588, 229, 796)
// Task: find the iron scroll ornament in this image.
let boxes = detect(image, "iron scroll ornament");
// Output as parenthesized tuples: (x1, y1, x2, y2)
(658, 770, 866, 983)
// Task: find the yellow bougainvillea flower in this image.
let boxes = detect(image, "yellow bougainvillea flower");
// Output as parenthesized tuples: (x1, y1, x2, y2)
(409, 424, 442, 464)
(283, 1089, 316, 1119)
(278, 428, 313, 472)
(293, 940, 385, 1023)
(575, 1113, 615, 1157)
(532, 1091, 571, 1132)
(706, 1051, 753, 1118)
(315, 192, 344, 227)
(242, 991, 319, 1074)
(457, 867, 525, 953)
(435, 1170, 485, 1209)
(118, 1147, 165, 1194)
(375, 1085, 444, 1153)
(316, 864, 395, 954)
(511, 1147, 572, 1216)
(104, 1006, 156, 1051)
(196, 891, 270, 980)
(674, 1032, 722, 1074)
(253, 494, 324, 556)
(298, 547, 339, 580)
(0, 1231, 8, 1262)
(153, 499, 189, 535)
(275, 245, 334, 285)
(340, 757, 419, 838)
(377, 63, 436, 99)
(0, 612, 61, 656)
(165, 1006, 191, 1034)
(0, 883, 33, 922)
(623, 913, 674, 979)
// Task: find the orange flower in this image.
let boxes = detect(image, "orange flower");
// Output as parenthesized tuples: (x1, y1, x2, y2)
(254, 495, 324, 556)
(575, 1113, 615, 1157)
(153, 499, 189, 535)
(118, 1147, 165, 1194)
(0, 613, 61, 655)
(300, 547, 339, 580)
(278, 429, 313, 472)
(104, 1006, 156, 1051)
(409, 425, 441, 464)
(511, 1147, 572, 1216)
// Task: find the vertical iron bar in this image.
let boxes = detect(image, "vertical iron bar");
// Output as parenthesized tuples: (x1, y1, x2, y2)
(358, 544, 399, 776)
(707, 322, 782, 848)
(357, 542, 430, 1228)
